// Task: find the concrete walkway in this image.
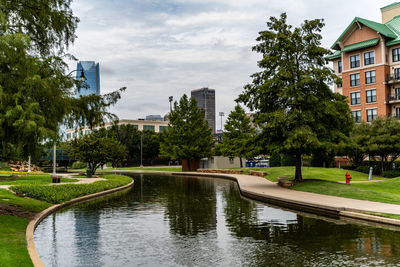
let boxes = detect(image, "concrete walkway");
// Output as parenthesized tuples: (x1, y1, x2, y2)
(176, 172, 400, 215)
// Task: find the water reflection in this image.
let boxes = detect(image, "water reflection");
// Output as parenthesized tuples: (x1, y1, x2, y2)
(34, 174, 400, 267)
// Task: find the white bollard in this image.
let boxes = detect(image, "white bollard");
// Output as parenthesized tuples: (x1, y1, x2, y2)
(368, 167, 373, 181)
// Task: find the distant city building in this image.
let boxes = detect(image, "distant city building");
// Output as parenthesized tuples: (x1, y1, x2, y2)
(191, 87, 216, 133)
(145, 115, 163, 121)
(65, 119, 169, 141)
(76, 61, 100, 97)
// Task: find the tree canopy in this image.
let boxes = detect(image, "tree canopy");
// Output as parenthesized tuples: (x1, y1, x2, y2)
(216, 104, 257, 167)
(160, 94, 214, 170)
(237, 13, 353, 182)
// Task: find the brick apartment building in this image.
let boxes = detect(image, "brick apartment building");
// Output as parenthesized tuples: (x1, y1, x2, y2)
(327, 2, 400, 122)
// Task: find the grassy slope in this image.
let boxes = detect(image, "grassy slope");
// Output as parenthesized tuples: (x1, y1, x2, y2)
(238, 166, 380, 182)
(0, 174, 132, 266)
(0, 215, 33, 267)
(102, 167, 182, 172)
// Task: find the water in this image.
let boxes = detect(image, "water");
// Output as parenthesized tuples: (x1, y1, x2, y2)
(34, 174, 400, 266)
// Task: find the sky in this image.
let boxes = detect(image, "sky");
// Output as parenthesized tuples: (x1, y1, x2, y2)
(67, 0, 398, 128)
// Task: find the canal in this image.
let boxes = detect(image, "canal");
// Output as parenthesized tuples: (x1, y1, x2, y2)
(34, 174, 400, 266)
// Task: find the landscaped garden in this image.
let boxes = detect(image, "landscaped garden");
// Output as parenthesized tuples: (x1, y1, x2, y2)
(0, 173, 133, 266)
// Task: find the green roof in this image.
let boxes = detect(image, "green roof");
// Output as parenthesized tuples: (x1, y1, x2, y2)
(341, 38, 380, 53)
(381, 2, 400, 10)
(385, 15, 400, 46)
(325, 50, 341, 60)
(331, 17, 396, 50)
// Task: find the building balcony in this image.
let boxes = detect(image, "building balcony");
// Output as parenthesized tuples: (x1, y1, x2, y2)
(387, 94, 400, 104)
(385, 74, 400, 84)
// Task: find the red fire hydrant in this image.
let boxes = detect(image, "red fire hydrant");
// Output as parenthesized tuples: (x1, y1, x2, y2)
(345, 172, 352, 185)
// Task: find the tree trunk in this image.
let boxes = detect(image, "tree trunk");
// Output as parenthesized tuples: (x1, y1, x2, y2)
(240, 157, 243, 168)
(294, 153, 302, 182)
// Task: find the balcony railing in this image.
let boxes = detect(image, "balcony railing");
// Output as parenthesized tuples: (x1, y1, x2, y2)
(387, 94, 400, 102)
(385, 74, 400, 83)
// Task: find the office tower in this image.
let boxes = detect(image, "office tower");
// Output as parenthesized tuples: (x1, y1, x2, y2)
(191, 88, 216, 133)
(76, 61, 100, 97)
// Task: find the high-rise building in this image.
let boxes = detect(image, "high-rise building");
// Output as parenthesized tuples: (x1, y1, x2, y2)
(327, 3, 400, 122)
(191, 87, 216, 133)
(76, 61, 100, 97)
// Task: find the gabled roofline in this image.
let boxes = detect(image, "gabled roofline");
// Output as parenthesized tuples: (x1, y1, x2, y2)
(381, 2, 400, 10)
(331, 17, 397, 50)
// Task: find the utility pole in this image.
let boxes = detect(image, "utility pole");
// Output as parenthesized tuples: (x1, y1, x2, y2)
(169, 96, 173, 112)
(219, 112, 224, 132)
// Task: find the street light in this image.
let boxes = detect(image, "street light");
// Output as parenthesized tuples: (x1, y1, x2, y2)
(219, 112, 224, 132)
(169, 96, 173, 112)
(52, 69, 86, 177)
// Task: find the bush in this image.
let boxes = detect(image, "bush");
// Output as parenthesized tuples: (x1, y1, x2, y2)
(341, 165, 357, 171)
(10, 174, 132, 204)
(281, 154, 296, 166)
(355, 166, 380, 175)
(383, 170, 400, 178)
(269, 154, 281, 167)
(71, 161, 87, 169)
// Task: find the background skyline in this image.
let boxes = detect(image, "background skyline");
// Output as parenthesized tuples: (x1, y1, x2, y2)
(67, 0, 397, 124)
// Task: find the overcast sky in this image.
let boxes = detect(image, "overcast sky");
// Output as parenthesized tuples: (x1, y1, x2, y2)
(67, 0, 396, 127)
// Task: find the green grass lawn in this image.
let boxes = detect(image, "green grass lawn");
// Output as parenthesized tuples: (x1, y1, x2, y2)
(0, 175, 77, 186)
(0, 174, 132, 266)
(0, 215, 33, 267)
(237, 166, 380, 182)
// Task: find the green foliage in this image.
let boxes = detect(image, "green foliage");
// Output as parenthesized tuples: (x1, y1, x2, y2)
(382, 170, 400, 178)
(66, 131, 127, 176)
(0, 175, 76, 186)
(354, 166, 380, 175)
(160, 94, 214, 162)
(71, 161, 87, 169)
(216, 104, 257, 167)
(269, 154, 281, 167)
(10, 174, 132, 204)
(237, 13, 353, 182)
(103, 125, 161, 163)
(349, 118, 400, 175)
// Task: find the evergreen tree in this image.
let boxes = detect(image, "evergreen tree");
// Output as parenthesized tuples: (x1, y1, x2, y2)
(237, 13, 353, 182)
(160, 94, 214, 171)
(217, 104, 257, 167)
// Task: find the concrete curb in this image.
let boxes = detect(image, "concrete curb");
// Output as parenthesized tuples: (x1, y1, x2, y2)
(172, 172, 400, 227)
(26, 179, 134, 267)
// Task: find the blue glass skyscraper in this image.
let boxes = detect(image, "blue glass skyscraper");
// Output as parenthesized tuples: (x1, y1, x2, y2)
(76, 61, 100, 97)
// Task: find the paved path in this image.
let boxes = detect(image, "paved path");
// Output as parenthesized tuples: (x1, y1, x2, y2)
(177, 172, 400, 215)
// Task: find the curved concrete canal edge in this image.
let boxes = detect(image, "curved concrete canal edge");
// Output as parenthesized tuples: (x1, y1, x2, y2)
(26, 180, 134, 267)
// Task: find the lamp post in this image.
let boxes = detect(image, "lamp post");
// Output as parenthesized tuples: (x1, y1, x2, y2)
(219, 112, 224, 132)
(140, 132, 143, 168)
(169, 96, 173, 112)
(52, 69, 86, 177)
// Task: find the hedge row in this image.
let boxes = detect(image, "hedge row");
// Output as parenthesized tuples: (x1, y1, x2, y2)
(10, 174, 132, 204)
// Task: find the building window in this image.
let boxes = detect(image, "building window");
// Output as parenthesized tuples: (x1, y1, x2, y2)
(396, 108, 400, 120)
(365, 70, 376, 84)
(133, 124, 138, 129)
(350, 73, 360, 87)
(85, 130, 90, 135)
(66, 133, 71, 140)
(350, 54, 360, 68)
(159, 126, 168, 132)
(393, 48, 400, 62)
(229, 157, 234, 164)
(338, 61, 342, 73)
(143, 125, 155, 131)
(367, 109, 377, 122)
(395, 68, 400, 80)
(396, 88, 400, 100)
(73, 132, 77, 138)
(337, 82, 342, 88)
(364, 51, 374, 65)
(350, 92, 361, 105)
(366, 89, 376, 103)
(210, 157, 214, 164)
(352, 110, 361, 123)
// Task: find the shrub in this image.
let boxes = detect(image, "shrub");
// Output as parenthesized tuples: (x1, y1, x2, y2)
(383, 170, 400, 178)
(341, 165, 356, 171)
(355, 166, 380, 175)
(10, 174, 132, 204)
(269, 154, 281, 167)
(281, 154, 296, 166)
(71, 161, 87, 169)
